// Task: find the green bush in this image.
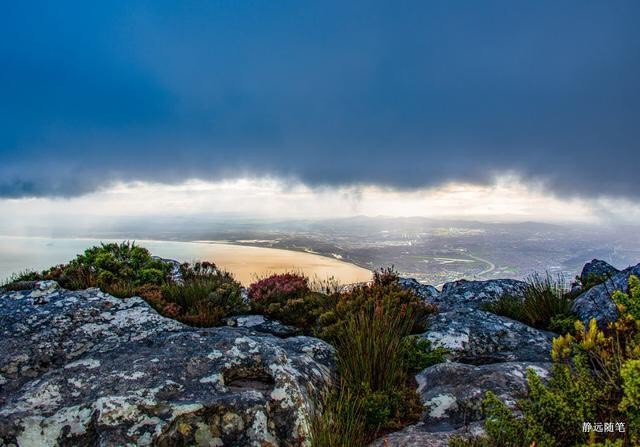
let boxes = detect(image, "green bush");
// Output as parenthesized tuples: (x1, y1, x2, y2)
(39, 242, 170, 293)
(1, 270, 42, 291)
(248, 272, 333, 332)
(581, 272, 610, 291)
(482, 295, 524, 321)
(160, 268, 246, 327)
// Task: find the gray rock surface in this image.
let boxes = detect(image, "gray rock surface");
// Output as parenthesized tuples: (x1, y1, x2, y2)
(0, 281, 335, 446)
(223, 315, 302, 338)
(571, 263, 640, 326)
(422, 308, 554, 364)
(369, 422, 485, 447)
(435, 279, 527, 311)
(398, 278, 440, 302)
(580, 259, 619, 287)
(416, 361, 551, 431)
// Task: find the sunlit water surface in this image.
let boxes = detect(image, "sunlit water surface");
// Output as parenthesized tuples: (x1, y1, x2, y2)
(0, 236, 372, 286)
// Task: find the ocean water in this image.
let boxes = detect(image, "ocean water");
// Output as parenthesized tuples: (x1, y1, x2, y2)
(0, 236, 372, 286)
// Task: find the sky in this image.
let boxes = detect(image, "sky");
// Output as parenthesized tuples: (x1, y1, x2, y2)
(1, 1, 639, 227)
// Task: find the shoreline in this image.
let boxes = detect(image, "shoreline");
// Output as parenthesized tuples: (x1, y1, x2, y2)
(0, 235, 372, 286)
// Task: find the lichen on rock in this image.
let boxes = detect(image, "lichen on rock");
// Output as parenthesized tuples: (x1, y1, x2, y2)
(0, 282, 336, 446)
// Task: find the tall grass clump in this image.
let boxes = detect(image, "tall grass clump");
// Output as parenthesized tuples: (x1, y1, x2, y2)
(521, 272, 572, 329)
(310, 289, 430, 445)
(483, 271, 576, 333)
(336, 304, 414, 392)
(309, 388, 367, 447)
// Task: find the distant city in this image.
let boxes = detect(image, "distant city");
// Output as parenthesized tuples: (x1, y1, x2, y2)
(54, 216, 640, 287)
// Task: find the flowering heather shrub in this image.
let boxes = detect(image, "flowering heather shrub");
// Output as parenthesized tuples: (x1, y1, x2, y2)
(249, 273, 333, 331)
(249, 273, 310, 302)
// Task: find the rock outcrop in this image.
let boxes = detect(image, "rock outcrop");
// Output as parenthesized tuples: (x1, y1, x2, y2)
(375, 277, 553, 446)
(571, 262, 640, 326)
(422, 308, 554, 364)
(416, 361, 551, 431)
(434, 278, 527, 311)
(398, 278, 439, 302)
(579, 259, 619, 287)
(0, 282, 335, 446)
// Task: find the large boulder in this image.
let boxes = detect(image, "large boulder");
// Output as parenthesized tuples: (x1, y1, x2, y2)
(421, 308, 554, 364)
(398, 278, 440, 302)
(434, 279, 527, 311)
(416, 362, 551, 431)
(0, 282, 335, 446)
(369, 421, 485, 447)
(580, 259, 619, 287)
(571, 263, 640, 326)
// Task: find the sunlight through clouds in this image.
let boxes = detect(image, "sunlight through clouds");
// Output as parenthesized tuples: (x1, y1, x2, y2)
(0, 175, 620, 237)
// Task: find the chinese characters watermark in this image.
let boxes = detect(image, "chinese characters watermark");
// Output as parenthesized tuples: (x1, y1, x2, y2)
(582, 422, 625, 433)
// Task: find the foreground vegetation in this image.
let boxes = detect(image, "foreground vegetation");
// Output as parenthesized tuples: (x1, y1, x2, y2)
(454, 276, 640, 447)
(250, 268, 443, 443)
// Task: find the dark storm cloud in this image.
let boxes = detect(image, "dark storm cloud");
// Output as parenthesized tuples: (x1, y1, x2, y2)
(1, 1, 639, 198)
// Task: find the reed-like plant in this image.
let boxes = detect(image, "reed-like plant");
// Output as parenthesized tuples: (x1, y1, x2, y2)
(309, 387, 367, 447)
(335, 303, 414, 393)
(521, 272, 572, 329)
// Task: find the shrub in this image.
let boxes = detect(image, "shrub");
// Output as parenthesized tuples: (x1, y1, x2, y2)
(160, 270, 246, 327)
(1, 270, 42, 291)
(41, 242, 170, 293)
(318, 268, 435, 341)
(308, 269, 435, 444)
(521, 272, 573, 330)
(248, 273, 336, 332)
(179, 261, 218, 280)
(328, 300, 424, 440)
(335, 303, 414, 392)
(582, 272, 611, 291)
(482, 295, 524, 321)
(249, 272, 310, 302)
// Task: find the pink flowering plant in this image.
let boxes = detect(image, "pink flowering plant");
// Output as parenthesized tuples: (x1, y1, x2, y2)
(248, 273, 310, 302)
(249, 273, 332, 331)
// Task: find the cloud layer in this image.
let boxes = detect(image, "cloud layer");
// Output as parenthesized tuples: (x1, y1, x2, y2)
(1, 1, 639, 198)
